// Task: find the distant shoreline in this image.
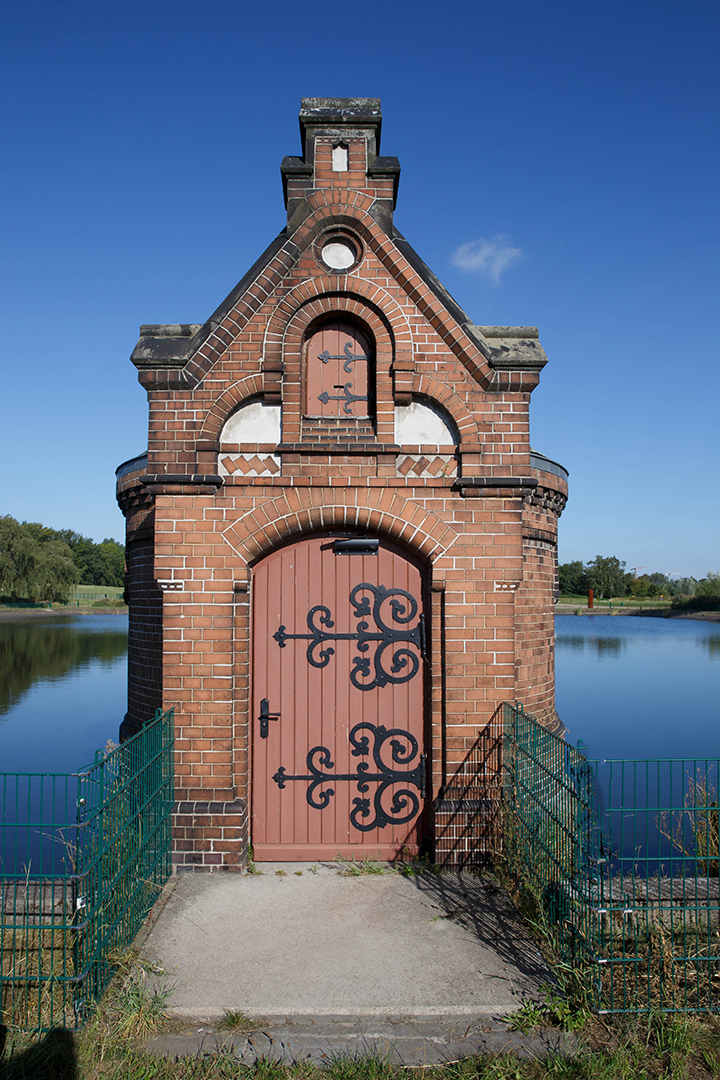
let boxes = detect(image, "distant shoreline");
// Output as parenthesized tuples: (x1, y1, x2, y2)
(2, 603, 717, 625)
(555, 603, 720, 623)
(0, 605, 128, 622)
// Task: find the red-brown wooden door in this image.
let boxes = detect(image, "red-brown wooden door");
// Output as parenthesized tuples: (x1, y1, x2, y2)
(305, 322, 371, 418)
(251, 536, 426, 861)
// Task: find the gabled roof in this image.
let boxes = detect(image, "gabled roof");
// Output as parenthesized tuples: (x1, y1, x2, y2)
(131, 98, 547, 392)
(131, 211, 546, 392)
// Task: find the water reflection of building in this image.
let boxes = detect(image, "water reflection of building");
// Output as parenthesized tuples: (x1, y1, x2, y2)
(116, 99, 568, 870)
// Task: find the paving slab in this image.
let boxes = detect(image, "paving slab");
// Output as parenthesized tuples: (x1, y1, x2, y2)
(139, 862, 551, 1053)
(144, 1015, 577, 1065)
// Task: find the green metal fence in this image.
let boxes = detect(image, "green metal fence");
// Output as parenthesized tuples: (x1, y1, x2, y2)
(501, 702, 720, 1014)
(0, 707, 174, 1031)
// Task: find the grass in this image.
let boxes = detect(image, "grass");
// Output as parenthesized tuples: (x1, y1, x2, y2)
(71, 586, 125, 600)
(0, 880, 78, 1033)
(557, 595, 673, 608)
(5, 1010, 720, 1079)
(246, 847, 262, 874)
(506, 989, 590, 1035)
(335, 854, 388, 876)
(334, 853, 440, 877)
(218, 1009, 261, 1033)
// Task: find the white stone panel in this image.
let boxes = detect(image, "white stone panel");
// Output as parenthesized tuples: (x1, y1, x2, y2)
(331, 144, 348, 172)
(394, 401, 458, 446)
(220, 401, 281, 445)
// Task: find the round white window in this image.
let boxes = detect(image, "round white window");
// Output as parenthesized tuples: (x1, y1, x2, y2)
(321, 240, 356, 270)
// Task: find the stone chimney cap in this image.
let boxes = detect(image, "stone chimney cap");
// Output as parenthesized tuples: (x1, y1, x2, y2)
(299, 97, 382, 150)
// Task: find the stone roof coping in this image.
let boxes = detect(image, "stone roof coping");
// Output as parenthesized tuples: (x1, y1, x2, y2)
(476, 326, 539, 339)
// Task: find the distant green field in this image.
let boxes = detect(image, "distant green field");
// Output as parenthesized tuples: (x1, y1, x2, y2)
(0, 586, 126, 610)
(71, 585, 124, 602)
(558, 594, 672, 606)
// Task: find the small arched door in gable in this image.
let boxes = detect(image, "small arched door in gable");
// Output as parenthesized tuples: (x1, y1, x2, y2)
(251, 535, 427, 861)
(305, 322, 372, 418)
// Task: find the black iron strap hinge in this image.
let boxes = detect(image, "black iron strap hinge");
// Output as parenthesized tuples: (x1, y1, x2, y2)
(274, 582, 426, 692)
(272, 722, 428, 832)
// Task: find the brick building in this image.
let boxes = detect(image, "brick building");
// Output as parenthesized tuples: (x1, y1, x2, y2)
(116, 98, 568, 871)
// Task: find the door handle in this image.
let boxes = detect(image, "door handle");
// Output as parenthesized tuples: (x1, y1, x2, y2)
(259, 698, 280, 739)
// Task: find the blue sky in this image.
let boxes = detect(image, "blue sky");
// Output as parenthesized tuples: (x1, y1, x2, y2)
(1, 0, 717, 577)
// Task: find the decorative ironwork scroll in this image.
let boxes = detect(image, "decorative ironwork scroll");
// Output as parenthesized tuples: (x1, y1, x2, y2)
(272, 721, 426, 831)
(318, 342, 367, 373)
(316, 343, 369, 413)
(274, 583, 425, 691)
(317, 382, 369, 414)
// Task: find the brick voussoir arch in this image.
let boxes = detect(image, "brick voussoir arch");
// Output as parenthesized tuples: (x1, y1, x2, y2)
(222, 490, 458, 569)
(198, 373, 266, 446)
(412, 375, 481, 444)
(293, 202, 388, 252)
(282, 295, 394, 356)
(263, 275, 412, 367)
(306, 189, 375, 215)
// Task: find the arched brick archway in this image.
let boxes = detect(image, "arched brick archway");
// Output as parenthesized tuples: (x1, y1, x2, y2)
(274, 291, 398, 441)
(411, 376, 481, 445)
(221, 488, 458, 573)
(263, 275, 411, 368)
(198, 373, 266, 447)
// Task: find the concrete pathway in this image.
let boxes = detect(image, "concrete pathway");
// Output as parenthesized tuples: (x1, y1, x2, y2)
(139, 862, 560, 1063)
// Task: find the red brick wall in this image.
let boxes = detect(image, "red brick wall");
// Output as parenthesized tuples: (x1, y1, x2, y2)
(514, 465, 567, 730)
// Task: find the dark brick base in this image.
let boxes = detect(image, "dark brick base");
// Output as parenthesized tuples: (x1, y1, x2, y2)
(434, 787, 501, 869)
(172, 799, 248, 872)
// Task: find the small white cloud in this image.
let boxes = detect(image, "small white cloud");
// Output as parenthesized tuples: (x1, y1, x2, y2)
(450, 235, 525, 284)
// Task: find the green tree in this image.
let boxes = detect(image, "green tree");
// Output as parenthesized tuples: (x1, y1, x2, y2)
(558, 560, 587, 595)
(97, 539, 125, 587)
(72, 536, 104, 584)
(697, 572, 720, 598)
(0, 515, 79, 602)
(631, 574, 660, 598)
(585, 555, 627, 599)
(33, 525, 125, 586)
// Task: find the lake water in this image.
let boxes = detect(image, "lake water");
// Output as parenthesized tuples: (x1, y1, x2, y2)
(555, 615, 720, 762)
(0, 613, 718, 773)
(0, 613, 129, 774)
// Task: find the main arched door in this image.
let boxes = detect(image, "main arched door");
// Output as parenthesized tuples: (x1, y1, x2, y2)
(251, 535, 427, 861)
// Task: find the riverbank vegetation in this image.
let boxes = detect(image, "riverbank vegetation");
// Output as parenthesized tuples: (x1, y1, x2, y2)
(559, 556, 720, 606)
(0, 516, 124, 603)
